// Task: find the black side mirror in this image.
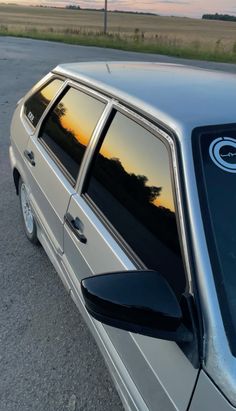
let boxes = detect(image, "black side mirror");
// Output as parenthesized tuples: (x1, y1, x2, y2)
(81, 270, 192, 342)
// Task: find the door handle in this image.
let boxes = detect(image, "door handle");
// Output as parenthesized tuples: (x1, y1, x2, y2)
(64, 213, 87, 244)
(24, 150, 35, 166)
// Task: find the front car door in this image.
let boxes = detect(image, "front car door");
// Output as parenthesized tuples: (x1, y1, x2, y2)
(63, 103, 200, 410)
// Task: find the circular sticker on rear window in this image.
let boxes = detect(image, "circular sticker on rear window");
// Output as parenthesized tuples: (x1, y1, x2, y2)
(209, 137, 236, 173)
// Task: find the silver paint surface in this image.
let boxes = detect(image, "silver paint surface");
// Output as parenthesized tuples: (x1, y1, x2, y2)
(7, 40, 236, 410)
(54, 62, 236, 133)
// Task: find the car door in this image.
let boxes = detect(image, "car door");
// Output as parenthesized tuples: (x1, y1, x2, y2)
(11, 76, 63, 190)
(63, 105, 199, 411)
(24, 81, 107, 258)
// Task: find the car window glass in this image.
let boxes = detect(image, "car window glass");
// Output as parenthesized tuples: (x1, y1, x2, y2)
(38, 87, 105, 182)
(24, 79, 63, 127)
(85, 112, 186, 299)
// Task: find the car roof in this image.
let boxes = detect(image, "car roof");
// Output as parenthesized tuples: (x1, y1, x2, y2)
(53, 61, 236, 137)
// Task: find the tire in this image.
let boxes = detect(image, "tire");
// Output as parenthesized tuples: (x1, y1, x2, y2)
(19, 177, 38, 245)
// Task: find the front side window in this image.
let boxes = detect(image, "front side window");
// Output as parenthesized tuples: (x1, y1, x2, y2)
(38, 87, 105, 182)
(24, 79, 63, 127)
(193, 125, 236, 355)
(84, 112, 186, 299)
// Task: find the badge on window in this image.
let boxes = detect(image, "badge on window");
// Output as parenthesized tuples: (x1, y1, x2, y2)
(209, 137, 236, 173)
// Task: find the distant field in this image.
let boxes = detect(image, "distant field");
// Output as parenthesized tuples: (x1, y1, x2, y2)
(1, 4, 236, 62)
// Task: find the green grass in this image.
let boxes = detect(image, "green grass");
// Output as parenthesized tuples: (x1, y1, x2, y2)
(1, 4, 236, 63)
(1, 26, 236, 64)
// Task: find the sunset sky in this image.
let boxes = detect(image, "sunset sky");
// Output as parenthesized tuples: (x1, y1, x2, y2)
(11, 0, 236, 18)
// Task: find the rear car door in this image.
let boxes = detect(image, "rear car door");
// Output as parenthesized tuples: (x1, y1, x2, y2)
(24, 81, 106, 256)
(63, 105, 199, 410)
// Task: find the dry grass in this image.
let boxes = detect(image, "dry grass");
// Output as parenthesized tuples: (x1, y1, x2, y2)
(1, 4, 236, 62)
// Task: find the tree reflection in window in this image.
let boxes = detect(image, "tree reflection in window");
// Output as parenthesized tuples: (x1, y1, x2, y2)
(39, 88, 105, 181)
(25, 79, 63, 127)
(87, 113, 186, 298)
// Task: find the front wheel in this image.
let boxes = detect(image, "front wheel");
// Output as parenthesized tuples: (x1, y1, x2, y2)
(19, 177, 38, 244)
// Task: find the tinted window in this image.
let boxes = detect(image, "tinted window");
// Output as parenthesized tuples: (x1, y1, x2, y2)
(39, 87, 105, 182)
(24, 79, 63, 127)
(85, 112, 186, 299)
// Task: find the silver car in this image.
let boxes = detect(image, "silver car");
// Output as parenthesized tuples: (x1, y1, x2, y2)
(9, 62, 236, 411)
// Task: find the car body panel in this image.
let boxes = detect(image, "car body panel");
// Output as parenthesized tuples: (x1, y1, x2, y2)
(62, 95, 199, 409)
(10, 102, 32, 157)
(54, 62, 236, 131)
(63, 192, 199, 411)
(10, 61, 236, 410)
(25, 134, 74, 252)
(180, 134, 236, 407)
(189, 371, 235, 411)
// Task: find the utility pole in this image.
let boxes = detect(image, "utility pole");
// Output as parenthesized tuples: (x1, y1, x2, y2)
(104, 0, 108, 34)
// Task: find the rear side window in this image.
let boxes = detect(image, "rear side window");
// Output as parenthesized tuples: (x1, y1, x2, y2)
(24, 79, 63, 127)
(38, 87, 105, 183)
(85, 112, 186, 299)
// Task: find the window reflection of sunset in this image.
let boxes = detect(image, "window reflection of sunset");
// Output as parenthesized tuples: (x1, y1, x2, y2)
(60, 116, 88, 146)
(100, 113, 175, 212)
(41, 79, 63, 102)
(54, 87, 105, 148)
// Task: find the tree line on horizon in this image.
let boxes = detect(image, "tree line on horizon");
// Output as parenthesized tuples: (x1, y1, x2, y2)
(65, 4, 156, 15)
(202, 13, 236, 22)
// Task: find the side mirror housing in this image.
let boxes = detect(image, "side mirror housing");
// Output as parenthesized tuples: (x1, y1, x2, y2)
(81, 270, 192, 342)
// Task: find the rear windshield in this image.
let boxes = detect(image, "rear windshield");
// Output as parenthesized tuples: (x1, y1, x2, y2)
(193, 125, 236, 355)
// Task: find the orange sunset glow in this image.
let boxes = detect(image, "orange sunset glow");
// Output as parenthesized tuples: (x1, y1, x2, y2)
(98, 112, 175, 211)
(52, 88, 174, 211)
(10, 0, 236, 18)
(41, 81, 62, 102)
(60, 114, 89, 147)
(45, 86, 105, 147)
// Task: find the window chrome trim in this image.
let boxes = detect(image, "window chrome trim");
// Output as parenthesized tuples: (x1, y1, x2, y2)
(23, 74, 65, 131)
(32, 81, 110, 189)
(78, 100, 193, 295)
(39, 139, 76, 188)
(83, 192, 145, 269)
(64, 79, 110, 106)
(30, 77, 68, 135)
(114, 102, 193, 293)
(75, 100, 114, 193)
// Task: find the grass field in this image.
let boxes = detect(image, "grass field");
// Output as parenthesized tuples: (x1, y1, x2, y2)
(1, 4, 236, 62)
